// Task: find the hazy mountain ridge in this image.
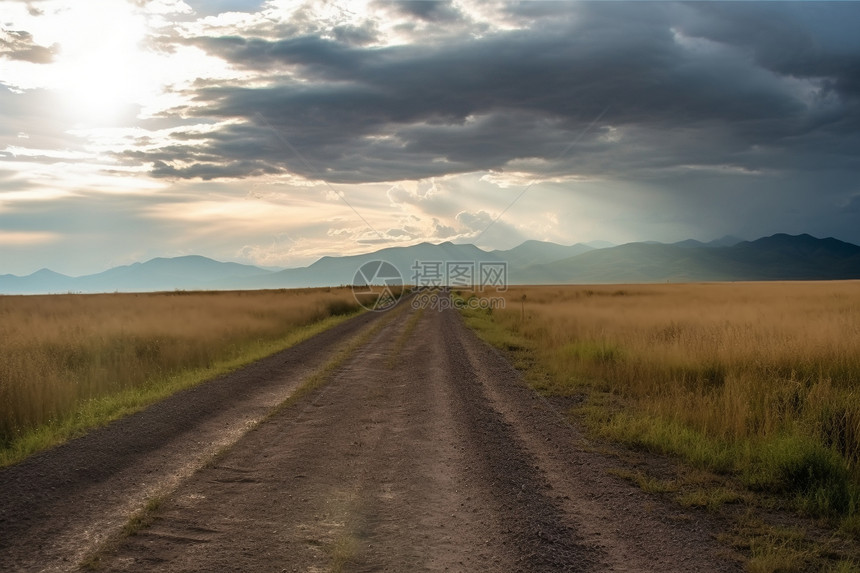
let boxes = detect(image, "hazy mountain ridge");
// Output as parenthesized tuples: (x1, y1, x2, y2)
(490, 240, 594, 268)
(527, 234, 860, 284)
(1, 234, 858, 294)
(0, 256, 274, 295)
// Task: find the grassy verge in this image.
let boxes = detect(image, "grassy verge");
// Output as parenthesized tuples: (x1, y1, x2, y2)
(0, 293, 363, 468)
(456, 283, 860, 572)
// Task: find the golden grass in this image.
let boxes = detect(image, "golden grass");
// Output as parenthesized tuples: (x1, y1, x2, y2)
(0, 288, 360, 460)
(459, 282, 860, 520)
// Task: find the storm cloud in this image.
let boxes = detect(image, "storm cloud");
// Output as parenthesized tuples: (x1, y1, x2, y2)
(126, 2, 860, 188)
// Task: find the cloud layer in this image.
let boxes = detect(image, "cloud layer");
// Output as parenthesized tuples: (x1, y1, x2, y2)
(126, 2, 860, 185)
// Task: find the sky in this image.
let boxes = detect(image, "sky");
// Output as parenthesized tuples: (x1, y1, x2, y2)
(1, 0, 860, 276)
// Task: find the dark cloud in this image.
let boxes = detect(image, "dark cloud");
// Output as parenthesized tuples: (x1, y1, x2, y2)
(189, 34, 368, 73)
(0, 29, 55, 64)
(129, 2, 860, 187)
(331, 21, 379, 46)
(369, 0, 481, 40)
(112, 122, 289, 179)
(382, 0, 465, 23)
(151, 158, 284, 180)
(676, 2, 860, 102)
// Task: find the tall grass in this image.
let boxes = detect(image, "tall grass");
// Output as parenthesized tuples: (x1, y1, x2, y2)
(0, 288, 360, 455)
(461, 282, 860, 522)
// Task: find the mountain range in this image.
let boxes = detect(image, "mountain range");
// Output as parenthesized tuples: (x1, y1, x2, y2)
(1, 234, 858, 295)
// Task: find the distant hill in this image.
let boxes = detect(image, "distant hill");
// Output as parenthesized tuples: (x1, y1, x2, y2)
(491, 240, 593, 270)
(527, 242, 725, 284)
(672, 235, 744, 249)
(707, 235, 745, 248)
(527, 234, 860, 284)
(1, 234, 858, 294)
(721, 234, 860, 279)
(227, 241, 506, 289)
(0, 256, 273, 294)
(75, 256, 272, 292)
(0, 269, 76, 294)
(584, 240, 616, 249)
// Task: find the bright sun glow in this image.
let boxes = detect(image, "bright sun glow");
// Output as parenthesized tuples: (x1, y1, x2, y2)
(52, 1, 155, 124)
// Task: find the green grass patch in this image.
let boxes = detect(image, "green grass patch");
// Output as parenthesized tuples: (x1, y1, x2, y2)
(597, 411, 740, 474)
(742, 434, 860, 518)
(607, 468, 678, 494)
(562, 339, 623, 365)
(746, 536, 814, 573)
(677, 487, 745, 512)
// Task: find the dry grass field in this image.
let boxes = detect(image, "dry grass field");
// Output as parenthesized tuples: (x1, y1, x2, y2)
(460, 282, 860, 532)
(0, 288, 359, 464)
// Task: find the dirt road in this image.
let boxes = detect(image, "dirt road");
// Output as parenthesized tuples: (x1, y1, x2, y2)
(0, 302, 741, 572)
